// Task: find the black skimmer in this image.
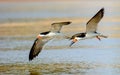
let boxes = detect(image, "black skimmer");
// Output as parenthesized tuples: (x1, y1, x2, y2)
(69, 8, 107, 47)
(29, 21, 71, 61)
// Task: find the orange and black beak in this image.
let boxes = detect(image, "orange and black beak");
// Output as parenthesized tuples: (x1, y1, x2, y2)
(69, 38, 78, 47)
(96, 36, 101, 41)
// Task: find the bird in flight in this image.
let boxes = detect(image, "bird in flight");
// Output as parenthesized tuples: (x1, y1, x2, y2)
(69, 8, 107, 47)
(29, 21, 71, 61)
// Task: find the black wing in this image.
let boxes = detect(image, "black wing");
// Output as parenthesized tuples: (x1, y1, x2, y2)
(29, 38, 44, 61)
(86, 8, 104, 32)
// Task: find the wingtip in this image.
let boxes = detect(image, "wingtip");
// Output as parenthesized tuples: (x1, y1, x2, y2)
(101, 8, 104, 13)
(101, 8, 104, 11)
(29, 54, 34, 61)
(29, 50, 40, 61)
(101, 7, 104, 17)
(98, 8, 104, 13)
(51, 21, 72, 25)
(29, 59, 32, 61)
(67, 21, 72, 24)
(62, 21, 72, 25)
(29, 59, 33, 61)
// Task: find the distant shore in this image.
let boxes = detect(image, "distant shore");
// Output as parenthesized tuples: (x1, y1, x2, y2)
(0, 18, 85, 36)
(0, 17, 119, 38)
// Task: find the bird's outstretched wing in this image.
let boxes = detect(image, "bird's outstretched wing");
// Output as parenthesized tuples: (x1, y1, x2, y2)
(51, 21, 71, 33)
(86, 8, 104, 32)
(29, 38, 44, 61)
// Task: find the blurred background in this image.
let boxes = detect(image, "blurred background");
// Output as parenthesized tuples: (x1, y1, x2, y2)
(0, 0, 120, 75)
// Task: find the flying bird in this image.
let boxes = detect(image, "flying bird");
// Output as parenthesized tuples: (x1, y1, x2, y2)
(29, 21, 71, 61)
(69, 8, 107, 47)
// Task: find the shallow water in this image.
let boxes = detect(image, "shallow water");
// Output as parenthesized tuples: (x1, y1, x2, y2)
(0, 37, 120, 75)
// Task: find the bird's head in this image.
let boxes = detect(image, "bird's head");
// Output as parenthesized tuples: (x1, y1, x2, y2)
(37, 34, 43, 39)
(69, 36, 78, 47)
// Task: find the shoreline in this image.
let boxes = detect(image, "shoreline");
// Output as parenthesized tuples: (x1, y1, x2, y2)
(0, 18, 119, 38)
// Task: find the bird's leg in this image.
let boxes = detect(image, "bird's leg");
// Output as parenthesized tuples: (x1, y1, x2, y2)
(96, 36, 101, 41)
